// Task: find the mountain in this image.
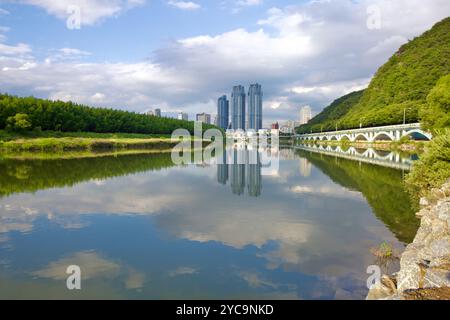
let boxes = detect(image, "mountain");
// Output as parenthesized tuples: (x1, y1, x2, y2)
(298, 17, 450, 134)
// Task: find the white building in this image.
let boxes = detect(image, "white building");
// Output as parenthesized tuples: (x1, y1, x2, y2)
(178, 112, 189, 121)
(299, 106, 312, 125)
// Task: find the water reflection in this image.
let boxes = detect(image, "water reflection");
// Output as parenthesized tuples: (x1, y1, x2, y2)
(217, 147, 262, 197)
(0, 146, 419, 299)
(297, 144, 415, 170)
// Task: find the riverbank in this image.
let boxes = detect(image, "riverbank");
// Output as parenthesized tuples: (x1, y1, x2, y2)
(367, 181, 450, 300)
(0, 129, 213, 153)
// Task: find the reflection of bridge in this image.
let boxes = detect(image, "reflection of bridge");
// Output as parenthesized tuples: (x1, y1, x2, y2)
(295, 145, 414, 171)
(296, 123, 432, 142)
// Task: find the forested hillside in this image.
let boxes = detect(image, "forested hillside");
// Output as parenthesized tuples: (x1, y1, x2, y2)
(298, 17, 450, 133)
(0, 94, 216, 135)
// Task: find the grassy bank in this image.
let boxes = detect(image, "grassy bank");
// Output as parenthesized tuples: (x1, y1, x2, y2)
(0, 129, 183, 152)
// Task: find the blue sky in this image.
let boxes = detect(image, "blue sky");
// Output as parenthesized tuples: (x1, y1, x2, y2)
(0, 0, 449, 125)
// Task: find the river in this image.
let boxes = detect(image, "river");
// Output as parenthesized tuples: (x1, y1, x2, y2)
(0, 146, 419, 299)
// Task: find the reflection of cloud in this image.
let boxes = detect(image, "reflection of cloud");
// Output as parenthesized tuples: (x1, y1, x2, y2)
(32, 251, 120, 281)
(290, 185, 364, 200)
(125, 268, 146, 290)
(168, 267, 198, 277)
(239, 271, 278, 289)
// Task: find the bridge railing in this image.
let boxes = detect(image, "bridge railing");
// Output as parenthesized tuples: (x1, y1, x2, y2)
(296, 123, 422, 137)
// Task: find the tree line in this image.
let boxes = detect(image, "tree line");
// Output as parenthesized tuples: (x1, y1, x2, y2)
(0, 94, 217, 135)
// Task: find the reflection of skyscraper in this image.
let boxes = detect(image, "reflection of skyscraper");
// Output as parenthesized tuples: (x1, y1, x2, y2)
(247, 149, 262, 197)
(217, 95, 229, 130)
(217, 151, 228, 185)
(231, 85, 246, 130)
(230, 147, 246, 195)
(217, 147, 262, 197)
(247, 83, 263, 131)
(299, 157, 312, 177)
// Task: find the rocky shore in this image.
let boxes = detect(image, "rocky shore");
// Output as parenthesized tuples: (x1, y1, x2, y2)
(367, 181, 450, 300)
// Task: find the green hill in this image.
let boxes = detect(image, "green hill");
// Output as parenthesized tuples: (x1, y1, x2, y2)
(298, 17, 450, 134)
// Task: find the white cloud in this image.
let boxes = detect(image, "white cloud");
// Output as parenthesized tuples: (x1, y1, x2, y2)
(167, 1, 201, 10)
(0, 8, 10, 15)
(58, 48, 91, 56)
(236, 0, 262, 6)
(19, 0, 146, 25)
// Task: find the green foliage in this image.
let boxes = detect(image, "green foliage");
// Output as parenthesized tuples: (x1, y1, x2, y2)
(406, 129, 450, 196)
(0, 94, 217, 135)
(420, 74, 450, 132)
(0, 129, 170, 142)
(298, 17, 450, 133)
(6, 113, 32, 132)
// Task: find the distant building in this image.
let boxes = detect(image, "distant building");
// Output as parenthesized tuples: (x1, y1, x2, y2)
(178, 112, 189, 121)
(247, 83, 263, 131)
(154, 108, 161, 117)
(280, 126, 294, 134)
(271, 122, 279, 130)
(196, 113, 211, 124)
(300, 106, 312, 125)
(217, 95, 229, 130)
(147, 110, 155, 116)
(231, 85, 246, 130)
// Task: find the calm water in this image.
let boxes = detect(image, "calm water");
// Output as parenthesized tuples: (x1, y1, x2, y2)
(0, 146, 419, 299)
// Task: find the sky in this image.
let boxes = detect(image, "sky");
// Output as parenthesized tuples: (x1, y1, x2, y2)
(0, 0, 449, 126)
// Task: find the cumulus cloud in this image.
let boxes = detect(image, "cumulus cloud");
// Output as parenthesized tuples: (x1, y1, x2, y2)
(17, 0, 146, 25)
(1, 0, 449, 123)
(167, 1, 201, 10)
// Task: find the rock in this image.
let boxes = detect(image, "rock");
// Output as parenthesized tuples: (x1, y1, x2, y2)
(366, 275, 397, 300)
(420, 197, 430, 207)
(396, 249, 423, 292)
(423, 268, 450, 288)
(431, 188, 446, 200)
(403, 287, 450, 300)
(428, 238, 450, 259)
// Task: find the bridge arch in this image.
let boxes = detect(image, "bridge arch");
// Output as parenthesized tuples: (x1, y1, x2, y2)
(354, 133, 369, 141)
(402, 130, 432, 141)
(373, 131, 395, 142)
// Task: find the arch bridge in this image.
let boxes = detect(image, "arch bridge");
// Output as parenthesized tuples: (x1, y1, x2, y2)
(296, 123, 432, 142)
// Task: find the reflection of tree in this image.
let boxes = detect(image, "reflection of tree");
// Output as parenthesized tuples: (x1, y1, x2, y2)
(295, 149, 419, 244)
(0, 153, 175, 198)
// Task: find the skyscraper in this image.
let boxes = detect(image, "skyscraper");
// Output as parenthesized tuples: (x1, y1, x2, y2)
(155, 108, 161, 117)
(217, 95, 229, 130)
(231, 85, 246, 130)
(247, 83, 263, 131)
(300, 106, 312, 125)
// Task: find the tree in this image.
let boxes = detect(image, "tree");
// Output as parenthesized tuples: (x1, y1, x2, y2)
(6, 113, 32, 132)
(420, 74, 450, 133)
